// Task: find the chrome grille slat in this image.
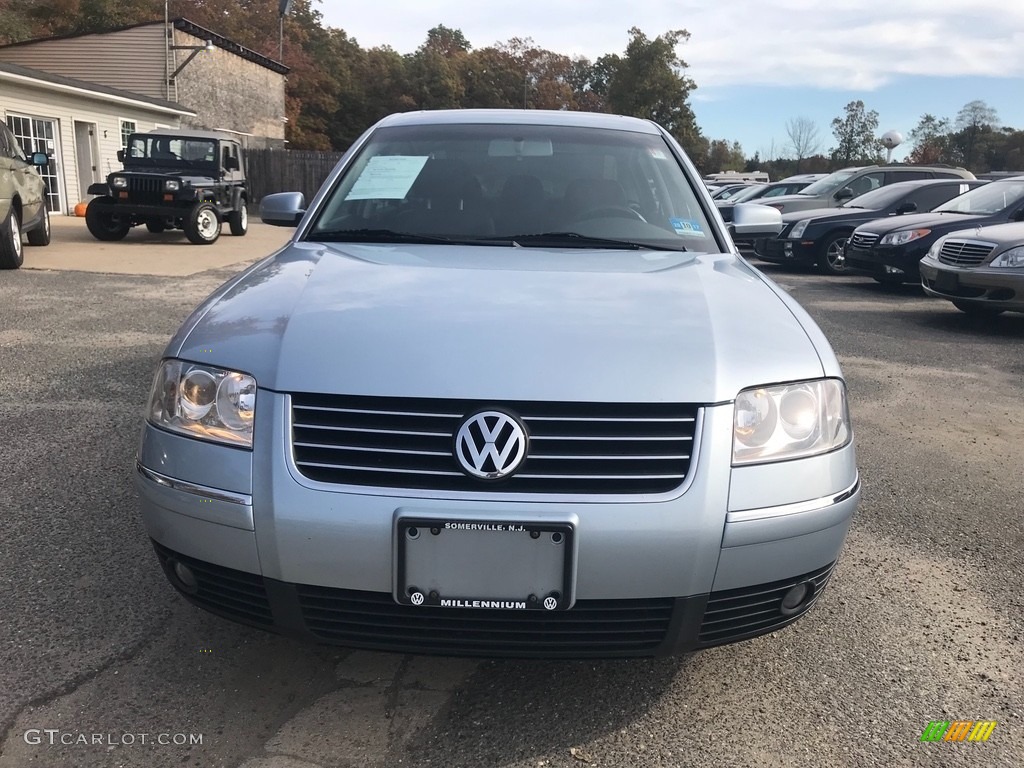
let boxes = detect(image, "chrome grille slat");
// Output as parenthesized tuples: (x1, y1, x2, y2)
(849, 232, 879, 250)
(290, 393, 699, 494)
(937, 239, 994, 267)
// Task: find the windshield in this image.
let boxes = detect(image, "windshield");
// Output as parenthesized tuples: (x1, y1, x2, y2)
(309, 123, 714, 251)
(125, 135, 218, 167)
(798, 169, 859, 196)
(933, 180, 1024, 215)
(725, 184, 768, 203)
(841, 183, 917, 209)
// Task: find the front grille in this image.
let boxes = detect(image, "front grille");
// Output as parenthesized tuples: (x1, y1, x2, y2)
(848, 232, 879, 251)
(297, 585, 674, 657)
(290, 394, 699, 494)
(152, 542, 274, 627)
(126, 176, 164, 205)
(937, 239, 994, 267)
(697, 562, 835, 647)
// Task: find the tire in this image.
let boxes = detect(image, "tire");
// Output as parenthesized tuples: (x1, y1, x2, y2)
(145, 219, 166, 234)
(0, 207, 23, 269)
(184, 202, 221, 245)
(228, 201, 248, 236)
(817, 232, 850, 275)
(952, 300, 1004, 317)
(26, 206, 51, 246)
(85, 197, 130, 241)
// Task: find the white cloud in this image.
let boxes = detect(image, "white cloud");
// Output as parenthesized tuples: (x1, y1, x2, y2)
(318, 0, 1024, 91)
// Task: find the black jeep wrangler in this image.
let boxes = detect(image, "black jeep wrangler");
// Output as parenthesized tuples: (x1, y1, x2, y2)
(86, 129, 248, 245)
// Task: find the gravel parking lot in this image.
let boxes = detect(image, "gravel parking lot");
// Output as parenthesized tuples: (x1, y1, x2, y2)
(0, 240, 1021, 767)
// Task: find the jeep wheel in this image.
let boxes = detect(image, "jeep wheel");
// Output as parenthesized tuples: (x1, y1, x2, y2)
(0, 207, 23, 269)
(184, 202, 221, 245)
(817, 232, 850, 275)
(228, 202, 248, 236)
(26, 207, 51, 246)
(145, 219, 167, 234)
(85, 197, 131, 241)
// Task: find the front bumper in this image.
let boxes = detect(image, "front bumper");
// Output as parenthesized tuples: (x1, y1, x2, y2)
(920, 257, 1024, 312)
(845, 243, 927, 280)
(753, 237, 816, 265)
(136, 395, 859, 658)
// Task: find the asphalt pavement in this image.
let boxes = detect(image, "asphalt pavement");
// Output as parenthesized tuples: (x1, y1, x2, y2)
(0, 237, 1021, 767)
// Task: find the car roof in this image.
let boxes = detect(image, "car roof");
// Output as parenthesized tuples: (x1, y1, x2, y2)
(375, 109, 662, 134)
(140, 128, 238, 141)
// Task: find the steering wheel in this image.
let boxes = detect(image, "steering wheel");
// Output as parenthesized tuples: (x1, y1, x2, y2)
(574, 206, 648, 223)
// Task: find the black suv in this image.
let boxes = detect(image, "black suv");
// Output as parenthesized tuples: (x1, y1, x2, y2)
(845, 176, 1024, 283)
(86, 129, 248, 245)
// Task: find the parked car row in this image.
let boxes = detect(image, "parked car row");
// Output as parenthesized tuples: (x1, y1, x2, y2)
(749, 172, 1024, 316)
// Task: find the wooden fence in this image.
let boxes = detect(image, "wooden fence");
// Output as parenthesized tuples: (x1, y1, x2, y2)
(245, 148, 346, 205)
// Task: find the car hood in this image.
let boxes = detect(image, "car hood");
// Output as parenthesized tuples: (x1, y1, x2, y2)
(938, 220, 1024, 247)
(854, 211, 985, 235)
(756, 194, 831, 214)
(781, 206, 874, 224)
(168, 243, 829, 403)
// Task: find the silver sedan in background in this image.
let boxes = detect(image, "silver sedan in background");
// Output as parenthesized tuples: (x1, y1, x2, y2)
(136, 109, 859, 658)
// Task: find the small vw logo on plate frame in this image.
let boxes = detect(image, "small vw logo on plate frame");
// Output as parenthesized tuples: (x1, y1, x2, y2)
(455, 410, 528, 479)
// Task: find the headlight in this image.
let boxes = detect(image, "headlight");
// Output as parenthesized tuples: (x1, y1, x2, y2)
(147, 360, 256, 448)
(789, 219, 811, 239)
(990, 246, 1024, 268)
(733, 379, 851, 465)
(880, 229, 931, 246)
(164, 180, 181, 191)
(111, 176, 127, 189)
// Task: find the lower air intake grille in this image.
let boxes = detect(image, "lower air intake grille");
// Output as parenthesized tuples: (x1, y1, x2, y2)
(697, 562, 835, 647)
(290, 393, 700, 495)
(153, 542, 273, 627)
(296, 585, 674, 657)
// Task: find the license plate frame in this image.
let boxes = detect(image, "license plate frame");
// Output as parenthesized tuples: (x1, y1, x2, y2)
(395, 517, 575, 611)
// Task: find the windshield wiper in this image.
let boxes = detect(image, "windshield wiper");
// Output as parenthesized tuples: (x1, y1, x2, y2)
(312, 228, 477, 245)
(508, 232, 684, 251)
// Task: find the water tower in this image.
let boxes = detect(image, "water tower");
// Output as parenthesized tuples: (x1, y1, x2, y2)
(881, 130, 903, 163)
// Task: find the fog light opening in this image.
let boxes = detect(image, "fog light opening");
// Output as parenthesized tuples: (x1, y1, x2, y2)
(779, 581, 814, 616)
(169, 559, 199, 595)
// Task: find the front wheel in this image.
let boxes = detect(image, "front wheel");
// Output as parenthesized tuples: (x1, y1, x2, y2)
(817, 232, 849, 275)
(184, 202, 221, 245)
(26, 207, 50, 246)
(228, 202, 248, 236)
(0, 207, 23, 269)
(85, 197, 131, 241)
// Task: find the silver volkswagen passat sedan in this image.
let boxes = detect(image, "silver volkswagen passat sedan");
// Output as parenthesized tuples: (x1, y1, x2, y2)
(136, 109, 859, 658)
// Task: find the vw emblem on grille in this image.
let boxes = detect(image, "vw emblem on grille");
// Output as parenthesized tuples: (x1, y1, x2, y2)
(455, 410, 528, 479)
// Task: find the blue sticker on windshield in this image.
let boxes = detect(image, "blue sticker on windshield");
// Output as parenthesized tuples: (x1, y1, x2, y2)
(670, 218, 706, 236)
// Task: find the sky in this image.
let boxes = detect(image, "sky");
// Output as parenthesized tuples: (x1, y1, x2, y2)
(315, 0, 1024, 164)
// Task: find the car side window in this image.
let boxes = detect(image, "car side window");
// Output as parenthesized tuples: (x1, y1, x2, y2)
(907, 185, 962, 212)
(848, 172, 884, 196)
(0, 125, 13, 158)
(889, 170, 931, 183)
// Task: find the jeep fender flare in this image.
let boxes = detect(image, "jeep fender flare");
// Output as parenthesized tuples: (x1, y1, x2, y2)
(87, 182, 110, 196)
(230, 187, 247, 211)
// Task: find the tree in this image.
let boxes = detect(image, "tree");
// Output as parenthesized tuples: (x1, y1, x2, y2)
(952, 100, 1000, 171)
(785, 117, 821, 172)
(605, 27, 702, 155)
(907, 113, 951, 165)
(830, 100, 882, 166)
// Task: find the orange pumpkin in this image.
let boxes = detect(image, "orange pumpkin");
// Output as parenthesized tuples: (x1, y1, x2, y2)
(74, 201, 88, 217)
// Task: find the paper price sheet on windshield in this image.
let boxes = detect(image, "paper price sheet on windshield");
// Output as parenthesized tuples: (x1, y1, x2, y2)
(345, 155, 429, 200)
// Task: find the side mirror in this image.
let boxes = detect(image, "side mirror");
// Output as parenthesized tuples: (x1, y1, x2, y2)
(895, 201, 918, 215)
(729, 203, 783, 238)
(117, 149, 125, 163)
(834, 187, 854, 201)
(30, 152, 49, 167)
(260, 192, 306, 227)
(224, 155, 239, 171)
